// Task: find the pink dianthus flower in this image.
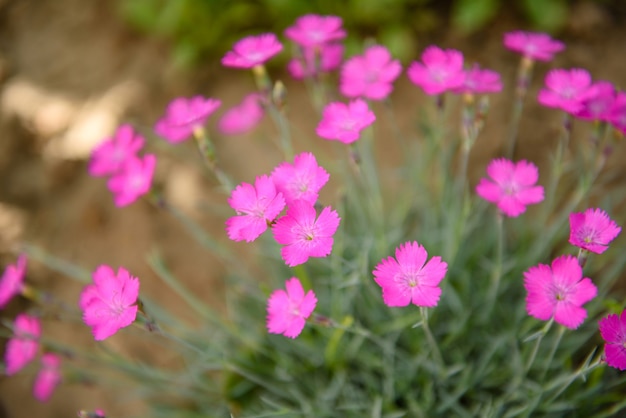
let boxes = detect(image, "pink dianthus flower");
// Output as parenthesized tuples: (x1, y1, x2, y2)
(407, 46, 465, 95)
(80, 265, 140, 341)
(538, 68, 595, 114)
(524, 255, 597, 329)
(271, 152, 329, 206)
(285, 14, 346, 48)
(218, 94, 265, 135)
(33, 353, 62, 402)
(476, 158, 544, 217)
(88, 124, 145, 177)
(272, 200, 340, 267)
(5, 313, 41, 375)
(373, 241, 447, 308)
(574, 81, 615, 121)
(599, 310, 626, 371)
(316, 99, 376, 144)
(340, 45, 402, 100)
(221, 34, 283, 69)
(453, 64, 503, 95)
(226, 175, 286, 242)
(288, 43, 344, 80)
(569, 208, 621, 254)
(0, 254, 26, 309)
(607, 92, 626, 135)
(107, 154, 156, 207)
(155, 96, 221, 143)
(266, 277, 317, 338)
(503, 31, 565, 62)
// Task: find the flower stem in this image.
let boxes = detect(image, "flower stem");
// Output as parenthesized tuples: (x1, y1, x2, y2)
(506, 58, 534, 159)
(540, 112, 571, 226)
(420, 307, 445, 372)
(192, 128, 234, 192)
(486, 212, 504, 316)
(539, 324, 565, 380)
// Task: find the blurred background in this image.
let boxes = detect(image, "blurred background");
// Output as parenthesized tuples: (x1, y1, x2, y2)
(1, 0, 626, 416)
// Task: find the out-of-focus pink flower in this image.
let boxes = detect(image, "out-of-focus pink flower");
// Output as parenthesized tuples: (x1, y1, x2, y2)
(155, 96, 221, 143)
(340, 45, 402, 100)
(316, 99, 376, 144)
(504, 31, 565, 62)
(453, 64, 503, 95)
(218, 94, 265, 135)
(524, 255, 597, 329)
(538, 68, 595, 114)
(5, 313, 41, 375)
(266, 277, 317, 338)
(407, 46, 465, 95)
(221, 34, 283, 68)
(599, 310, 626, 371)
(226, 175, 285, 242)
(476, 158, 544, 217)
(80, 265, 140, 341)
(574, 81, 615, 121)
(78, 409, 106, 418)
(88, 125, 145, 177)
(107, 154, 156, 207)
(607, 92, 626, 135)
(569, 208, 621, 254)
(287, 43, 344, 80)
(0, 255, 26, 309)
(271, 152, 329, 206)
(272, 200, 340, 267)
(285, 14, 346, 48)
(373, 241, 447, 308)
(33, 353, 62, 402)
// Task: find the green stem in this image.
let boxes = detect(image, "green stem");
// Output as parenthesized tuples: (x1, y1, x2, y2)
(192, 128, 234, 192)
(420, 307, 445, 372)
(539, 324, 565, 380)
(486, 212, 504, 316)
(506, 58, 534, 159)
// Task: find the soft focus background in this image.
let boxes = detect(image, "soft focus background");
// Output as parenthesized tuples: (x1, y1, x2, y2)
(1, 0, 626, 416)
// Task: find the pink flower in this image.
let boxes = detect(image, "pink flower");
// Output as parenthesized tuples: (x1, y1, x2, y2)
(221, 33, 283, 69)
(285, 14, 346, 48)
(5, 313, 41, 375)
(287, 43, 344, 80)
(0, 254, 26, 308)
(599, 310, 626, 371)
(476, 158, 544, 217)
(574, 81, 615, 121)
(407, 46, 465, 95)
(607, 92, 626, 135)
(107, 154, 156, 207)
(271, 152, 329, 206)
(33, 353, 62, 402)
(316, 99, 376, 144)
(155, 96, 221, 143)
(538, 68, 595, 114)
(569, 208, 621, 254)
(373, 241, 447, 308)
(340, 45, 402, 101)
(272, 200, 340, 267)
(80, 265, 140, 341)
(453, 64, 503, 95)
(226, 175, 286, 242)
(504, 31, 565, 62)
(524, 255, 597, 329)
(266, 277, 317, 338)
(218, 94, 265, 135)
(88, 125, 145, 177)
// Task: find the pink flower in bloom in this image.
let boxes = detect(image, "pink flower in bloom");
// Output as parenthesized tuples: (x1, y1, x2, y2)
(453, 64, 503, 95)
(33, 353, 62, 402)
(266, 277, 317, 338)
(524, 255, 597, 329)
(476, 158, 544, 217)
(89, 125, 145, 177)
(569, 208, 621, 254)
(285, 14, 346, 48)
(107, 154, 156, 207)
(407, 46, 465, 95)
(271, 152, 330, 206)
(538, 68, 595, 114)
(316, 99, 376, 144)
(503, 31, 565, 61)
(607, 92, 626, 135)
(0, 254, 26, 308)
(80, 265, 140, 341)
(218, 94, 265, 135)
(287, 43, 344, 80)
(340, 45, 402, 100)
(272, 200, 340, 267)
(221, 33, 283, 69)
(226, 175, 286, 242)
(599, 310, 626, 371)
(5, 313, 41, 375)
(373, 241, 447, 308)
(575, 81, 615, 121)
(155, 96, 221, 143)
